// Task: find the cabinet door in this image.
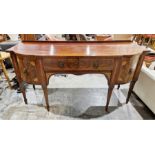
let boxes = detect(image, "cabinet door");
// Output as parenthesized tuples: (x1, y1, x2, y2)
(118, 54, 140, 83)
(17, 55, 40, 84)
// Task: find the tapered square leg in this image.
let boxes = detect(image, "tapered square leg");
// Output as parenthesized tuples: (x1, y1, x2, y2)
(20, 82, 28, 104)
(42, 85, 50, 111)
(33, 84, 36, 90)
(126, 81, 136, 104)
(117, 84, 120, 90)
(105, 85, 114, 112)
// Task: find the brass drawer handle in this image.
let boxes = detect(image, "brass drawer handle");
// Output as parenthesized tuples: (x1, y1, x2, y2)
(128, 68, 132, 74)
(74, 61, 79, 66)
(23, 68, 28, 75)
(58, 61, 65, 68)
(93, 62, 99, 68)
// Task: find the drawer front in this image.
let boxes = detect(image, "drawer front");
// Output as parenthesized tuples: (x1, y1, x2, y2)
(43, 58, 79, 71)
(43, 57, 114, 72)
(79, 58, 114, 71)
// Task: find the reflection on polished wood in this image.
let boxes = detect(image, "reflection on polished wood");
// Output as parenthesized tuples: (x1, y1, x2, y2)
(7, 41, 148, 112)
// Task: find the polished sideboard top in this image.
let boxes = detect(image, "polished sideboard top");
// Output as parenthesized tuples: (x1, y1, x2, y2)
(7, 41, 148, 112)
(7, 41, 146, 56)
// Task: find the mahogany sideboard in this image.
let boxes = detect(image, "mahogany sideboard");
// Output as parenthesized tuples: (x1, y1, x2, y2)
(7, 41, 148, 112)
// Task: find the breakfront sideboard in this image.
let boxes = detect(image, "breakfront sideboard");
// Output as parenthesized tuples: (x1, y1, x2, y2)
(7, 41, 147, 112)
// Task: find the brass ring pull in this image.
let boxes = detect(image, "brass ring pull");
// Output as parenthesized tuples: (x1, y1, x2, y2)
(58, 61, 65, 68)
(23, 68, 28, 75)
(93, 62, 99, 68)
(74, 61, 79, 66)
(128, 68, 132, 74)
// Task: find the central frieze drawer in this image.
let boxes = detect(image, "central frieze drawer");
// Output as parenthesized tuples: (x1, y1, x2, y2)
(43, 57, 114, 71)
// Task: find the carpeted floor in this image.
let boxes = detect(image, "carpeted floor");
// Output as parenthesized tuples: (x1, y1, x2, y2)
(0, 71, 154, 120)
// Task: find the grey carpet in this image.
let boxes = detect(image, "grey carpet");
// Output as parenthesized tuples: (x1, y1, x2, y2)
(0, 73, 143, 120)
